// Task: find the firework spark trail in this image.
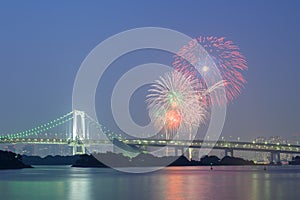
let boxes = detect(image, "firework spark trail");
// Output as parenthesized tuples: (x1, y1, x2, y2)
(173, 36, 247, 105)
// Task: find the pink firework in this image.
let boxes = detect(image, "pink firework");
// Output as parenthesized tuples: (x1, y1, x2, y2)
(173, 36, 247, 105)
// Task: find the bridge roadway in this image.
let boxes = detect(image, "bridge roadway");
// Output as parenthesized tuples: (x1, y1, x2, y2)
(1, 138, 300, 154)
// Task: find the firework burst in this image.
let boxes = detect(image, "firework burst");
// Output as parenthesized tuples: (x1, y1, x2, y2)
(173, 36, 247, 105)
(146, 71, 208, 139)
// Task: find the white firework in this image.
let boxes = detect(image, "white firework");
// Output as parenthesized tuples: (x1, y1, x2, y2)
(146, 71, 208, 138)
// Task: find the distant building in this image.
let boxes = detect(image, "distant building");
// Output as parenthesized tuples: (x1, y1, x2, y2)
(22, 145, 35, 156)
(6, 145, 16, 153)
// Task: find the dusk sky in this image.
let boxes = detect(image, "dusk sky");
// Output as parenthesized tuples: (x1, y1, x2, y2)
(0, 1, 300, 141)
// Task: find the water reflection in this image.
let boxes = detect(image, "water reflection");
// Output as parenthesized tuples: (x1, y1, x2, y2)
(68, 178, 91, 200)
(0, 166, 300, 200)
(161, 166, 300, 200)
(165, 170, 186, 199)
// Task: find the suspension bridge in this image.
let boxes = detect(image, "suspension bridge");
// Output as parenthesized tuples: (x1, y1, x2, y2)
(1, 110, 300, 162)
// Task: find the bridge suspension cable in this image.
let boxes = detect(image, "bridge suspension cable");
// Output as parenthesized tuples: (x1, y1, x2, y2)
(0, 111, 73, 140)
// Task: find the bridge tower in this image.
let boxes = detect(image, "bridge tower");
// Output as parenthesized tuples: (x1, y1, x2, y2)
(271, 151, 281, 164)
(225, 149, 234, 157)
(71, 110, 87, 155)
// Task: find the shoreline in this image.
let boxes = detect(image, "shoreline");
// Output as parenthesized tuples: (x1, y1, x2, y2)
(3, 150, 300, 170)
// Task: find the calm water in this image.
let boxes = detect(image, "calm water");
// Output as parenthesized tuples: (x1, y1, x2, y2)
(0, 165, 300, 200)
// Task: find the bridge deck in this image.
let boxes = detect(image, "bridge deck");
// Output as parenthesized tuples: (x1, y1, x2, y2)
(1, 138, 300, 154)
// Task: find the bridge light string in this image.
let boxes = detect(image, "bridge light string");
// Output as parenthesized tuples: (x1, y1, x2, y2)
(0, 109, 129, 141)
(0, 111, 73, 140)
(2, 118, 73, 140)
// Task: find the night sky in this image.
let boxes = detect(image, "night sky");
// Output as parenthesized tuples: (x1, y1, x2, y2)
(0, 1, 300, 141)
